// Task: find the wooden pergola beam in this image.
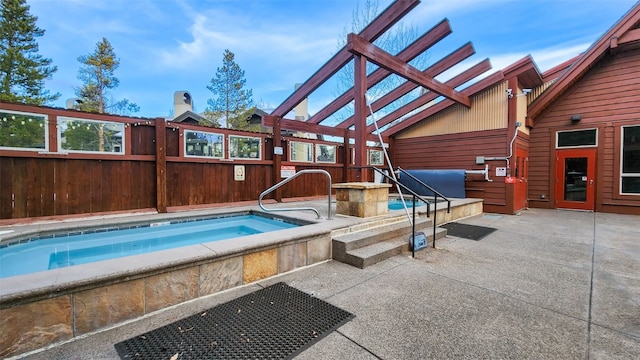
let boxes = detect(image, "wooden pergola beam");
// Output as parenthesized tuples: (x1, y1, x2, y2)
(367, 58, 492, 133)
(270, 0, 420, 117)
(346, 33, 472, 108)
(381, 71, 505, 136)
(307, 19, 452, 125)
(336, 42, 476, 129)
(262, 115, 386, 143)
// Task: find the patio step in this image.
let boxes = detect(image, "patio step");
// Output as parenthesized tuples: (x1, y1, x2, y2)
(332, 216, 447, 268)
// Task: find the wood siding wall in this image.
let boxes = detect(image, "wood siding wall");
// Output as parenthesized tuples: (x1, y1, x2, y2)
(393, 129, 513, 213)
(0, 104, 358, 221)
(529, 48, 640, 214)
(396, 81, 508, 138)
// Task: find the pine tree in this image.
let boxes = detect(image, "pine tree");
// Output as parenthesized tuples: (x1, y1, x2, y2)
(0, 0, 59, 105)
(75, 37, 138, 114)
(206, 49, 255, 130)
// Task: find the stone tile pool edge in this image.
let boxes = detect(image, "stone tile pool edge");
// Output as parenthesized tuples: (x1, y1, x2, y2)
(0, 205, 364, 358)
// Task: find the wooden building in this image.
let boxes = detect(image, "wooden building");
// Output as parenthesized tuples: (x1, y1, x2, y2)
(386, 3, 640, 215)
(264, 0, 640, 215)
(3, 0, 639, 220)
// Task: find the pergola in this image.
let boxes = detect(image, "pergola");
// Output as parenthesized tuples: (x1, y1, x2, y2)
(262, 0, 503, 182)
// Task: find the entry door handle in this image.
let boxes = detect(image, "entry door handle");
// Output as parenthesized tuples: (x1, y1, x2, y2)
(589, 179, 594, 187)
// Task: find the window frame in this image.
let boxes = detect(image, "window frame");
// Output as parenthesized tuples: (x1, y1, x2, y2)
(315, 143, 336, 164)
(228, 134, 262, 160)
(289, 141, 314, 163)
(58, 116, 125, 155)
(368, 149, 384, 166)
(184, 129, 224, 159)
(619, 125, 640, 195)
(0, 109, 48, 152)
(556, 128, 598, 149)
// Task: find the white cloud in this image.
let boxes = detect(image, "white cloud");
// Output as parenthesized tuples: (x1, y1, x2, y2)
(530, 43, 590, 72)
(157, 7, 340, 72)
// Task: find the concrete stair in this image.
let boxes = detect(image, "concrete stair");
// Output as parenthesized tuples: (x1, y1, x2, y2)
(332, 215, 447, 268)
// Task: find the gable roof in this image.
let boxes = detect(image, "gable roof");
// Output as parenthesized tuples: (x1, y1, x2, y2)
(171, 110, 208, 124)
(528, 3, 640, 123)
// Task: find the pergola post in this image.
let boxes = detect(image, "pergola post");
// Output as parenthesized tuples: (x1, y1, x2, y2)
(154, 117, 167, 213)
(354, 54, 368, 182)
(272, 116, 283, 202)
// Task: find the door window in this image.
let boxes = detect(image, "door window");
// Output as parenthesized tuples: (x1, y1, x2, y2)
(563, 157, 587, 202)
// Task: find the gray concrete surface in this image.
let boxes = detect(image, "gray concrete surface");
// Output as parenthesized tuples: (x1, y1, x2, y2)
(14, 208, 640, 359)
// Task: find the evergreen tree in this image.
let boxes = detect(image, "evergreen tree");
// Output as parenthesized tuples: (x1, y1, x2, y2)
(75, 37, 138, 115)
(206, 49, 255, 130)
(0, 0, 59, 105)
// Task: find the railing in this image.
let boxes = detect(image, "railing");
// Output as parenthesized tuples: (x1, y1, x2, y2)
(371, 167, 451, 254)
(396, 167, 451, 249)
(258, 169, 333, 220)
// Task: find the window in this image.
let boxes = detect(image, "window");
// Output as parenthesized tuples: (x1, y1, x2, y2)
(621, 125, 640, 194)
(369, 149, 384, 165)
(59, 117, 124, 154)
(184, 130, 223, 158)
(290, 141, 313, 162)
(229, 135, 261, 159)
(557, 129, 597, 148)
(0, 110, 47, 151)
(315, 144, 336, 163)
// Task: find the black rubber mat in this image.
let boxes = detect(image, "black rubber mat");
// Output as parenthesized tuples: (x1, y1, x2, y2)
(114, 282, 354, 360)
(440, 222, 497, 241)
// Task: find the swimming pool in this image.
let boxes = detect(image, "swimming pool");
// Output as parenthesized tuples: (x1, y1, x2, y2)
(0, 213, 299, 279)
(388, 198, 427, 210)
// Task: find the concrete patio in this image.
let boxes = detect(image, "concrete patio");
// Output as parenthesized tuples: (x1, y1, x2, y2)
(14, 208, 640, 359)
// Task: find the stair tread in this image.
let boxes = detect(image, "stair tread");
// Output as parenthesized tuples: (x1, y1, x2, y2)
(347, 238, 407, 257)
(332, 199, 481, 268)
(346, 228, 447, 258)
(333, 218, 431, 244)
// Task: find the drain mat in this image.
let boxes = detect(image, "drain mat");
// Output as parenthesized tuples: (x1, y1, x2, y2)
(114, 282, 354, 360)
(441, 222, 497, 241)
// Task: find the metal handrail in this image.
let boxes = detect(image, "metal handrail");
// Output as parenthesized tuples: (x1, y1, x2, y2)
(396, 167, 451, 249)
(258, 169, 332, 220)
(371, 167, 432, 257)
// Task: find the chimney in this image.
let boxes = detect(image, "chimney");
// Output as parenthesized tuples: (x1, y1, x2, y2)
(173, 91, 193, 116)
(293, 84, 308, 121)
(65, 98, 82, 110)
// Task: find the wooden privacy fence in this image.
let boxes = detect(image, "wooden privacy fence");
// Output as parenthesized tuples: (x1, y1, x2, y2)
(0, 102, 375, 220)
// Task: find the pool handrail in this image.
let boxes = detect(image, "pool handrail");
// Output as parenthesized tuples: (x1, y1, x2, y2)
(258, 169, 333, 220)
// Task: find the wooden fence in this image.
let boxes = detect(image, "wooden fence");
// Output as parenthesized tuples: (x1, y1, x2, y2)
(0, 102, 374, 220)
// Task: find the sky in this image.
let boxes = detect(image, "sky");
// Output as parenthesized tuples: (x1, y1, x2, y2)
(27, 0, 640, 119)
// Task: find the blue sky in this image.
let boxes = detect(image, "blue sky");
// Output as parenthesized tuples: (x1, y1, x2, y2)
(28, 0, 639, 119)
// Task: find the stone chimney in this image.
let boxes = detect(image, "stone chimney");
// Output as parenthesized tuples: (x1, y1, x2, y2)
(173, 91, 193, 116)
(293, 84, 308, 121)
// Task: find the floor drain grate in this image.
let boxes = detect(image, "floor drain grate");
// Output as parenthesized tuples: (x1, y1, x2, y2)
(114, 282, 354, 359)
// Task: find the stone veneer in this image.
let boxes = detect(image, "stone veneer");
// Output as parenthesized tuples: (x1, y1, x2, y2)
(0, 232, 332, 358)
(333, 182, 392, 218)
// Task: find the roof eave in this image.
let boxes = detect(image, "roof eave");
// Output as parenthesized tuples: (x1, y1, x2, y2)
(528, 3, 640, 123)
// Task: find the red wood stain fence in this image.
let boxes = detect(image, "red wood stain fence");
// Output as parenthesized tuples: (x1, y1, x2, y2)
(0, 103, 365, 220)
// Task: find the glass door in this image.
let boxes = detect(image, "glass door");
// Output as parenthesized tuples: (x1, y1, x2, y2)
(555, 149, 596, 210)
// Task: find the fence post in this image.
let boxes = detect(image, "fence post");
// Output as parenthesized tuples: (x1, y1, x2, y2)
(272, 116, 283, 202)
(155, 117, 167, 213)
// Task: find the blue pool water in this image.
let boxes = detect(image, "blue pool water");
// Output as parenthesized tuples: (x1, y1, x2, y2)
(0, 214, 298, 279)
(388, 199, 427, 210)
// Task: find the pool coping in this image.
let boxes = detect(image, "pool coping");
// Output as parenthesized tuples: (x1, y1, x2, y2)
(0, 205, 359, 305)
